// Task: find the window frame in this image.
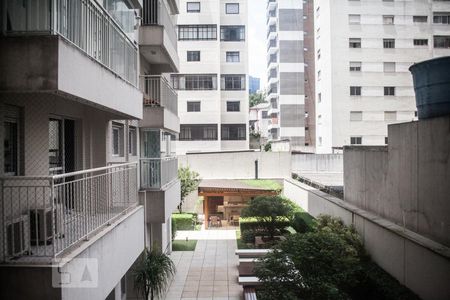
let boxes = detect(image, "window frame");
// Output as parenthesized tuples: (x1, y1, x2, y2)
(187, 101, 201, 112)
(226, 51, 240, 62)
(221, 124, 246, 141)
(383, 38, 395, 48)
(349, 38, 361, 48)
(434, 35, 450, 48)
(383, 15, 395, 25)
(178, 25, 217, 41)
(220, 26, 245, 41)
(350, 136, 362, 145)
(384, 86, 396, 96)
(186, 2, 201, 13)
(179, 124, 218, 141)
(225, 3, 239, 14)
(187, 51, 201, 62)
(350, 86, 362, 96)
(128, 126, 137, 156)
(413, 15, 428, 23)
(226, 101, 240, 112)
(221, 75, 246, 90)
(112, 122, 124, 157)
(414, 39, 428, 46)
(3, 107, 22, 176)
(349, 61, 362, 71)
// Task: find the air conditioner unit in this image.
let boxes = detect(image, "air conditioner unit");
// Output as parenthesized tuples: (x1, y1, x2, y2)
(30, 205, 63, 245)
(6, 215, 30, 258)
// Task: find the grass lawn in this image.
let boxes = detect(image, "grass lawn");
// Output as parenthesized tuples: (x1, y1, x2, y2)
(172, 240, 197, 251)
(240, 179, 283, 191)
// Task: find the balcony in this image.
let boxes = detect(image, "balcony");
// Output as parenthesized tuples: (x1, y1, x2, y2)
(268, 118, 280, 130)
(0, 0, 142, 119)
(0, 163, 138, 263)
(140, 157, 178, 190)
(140, 0, 179, 72)
(140, 75, 180, 133)
(267, 25, 277, 39)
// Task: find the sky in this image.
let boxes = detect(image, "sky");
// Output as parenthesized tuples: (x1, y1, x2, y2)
(248, 0, 267, 90)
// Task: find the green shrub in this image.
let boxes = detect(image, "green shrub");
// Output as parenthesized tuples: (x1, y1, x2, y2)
(172, 213, 195, 230)
(291, 212, 313, 234)
(239, 217, 291, 234)
(241, 229, 256, 243)
(171, 218, 177, 240)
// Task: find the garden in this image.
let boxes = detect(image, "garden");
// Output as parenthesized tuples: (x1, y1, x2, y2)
(238, 195, 420, 300)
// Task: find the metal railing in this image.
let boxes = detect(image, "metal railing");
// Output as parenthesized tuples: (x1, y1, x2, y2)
(141, 75, 178, 115)
(0, 163, 138, 262)
(142, 0, 178, 50)
(140, 157, 178, 189)
(2, 0, 138, 86)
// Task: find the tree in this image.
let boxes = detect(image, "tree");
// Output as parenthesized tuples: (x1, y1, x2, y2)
(178, 166, 201, 213)
(249, 92, 267, 107)
(133, 247, 176, 300)
(241, 195, 295, 240)
(255, 231, 364, 300)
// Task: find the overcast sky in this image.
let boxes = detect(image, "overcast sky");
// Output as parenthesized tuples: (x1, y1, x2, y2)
(248, 0, 267, 89)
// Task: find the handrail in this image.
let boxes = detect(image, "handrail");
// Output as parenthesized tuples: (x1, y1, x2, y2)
(52, 162, 137, 180)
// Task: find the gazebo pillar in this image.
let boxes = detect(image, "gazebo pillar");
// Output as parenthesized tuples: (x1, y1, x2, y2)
(204, 196, 209, 229)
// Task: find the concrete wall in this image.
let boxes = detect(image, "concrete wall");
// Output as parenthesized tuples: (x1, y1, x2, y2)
(344, 116, 450, 247)
(178, 151, 291, 179)
(0, 36, 142, 119)
(283, 178, 450, 300)
(292, 153, 343, 173)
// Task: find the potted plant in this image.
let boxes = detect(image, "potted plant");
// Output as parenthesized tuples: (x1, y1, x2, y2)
(409, 56, 450, 119)
(133, 247, 176, 300)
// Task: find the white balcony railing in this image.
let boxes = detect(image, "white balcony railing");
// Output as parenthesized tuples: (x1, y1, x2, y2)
(140, 157, 178, 189)
(2, 0, 138, 86)
(142, 0, 178, 50)
(0, 163, 138, 263)
(141, 75, 178, 115)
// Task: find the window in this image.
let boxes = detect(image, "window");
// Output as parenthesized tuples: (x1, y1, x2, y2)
(434, 35, 450, 48)
(3, 105, 21, 176)
(227, 101, 240, 112)
(178, 25, 217, 40)
(262, 111, 269, 119)
(383, 15, 395, 24)
(350, 111, 363, 121)
(350, 86, 361, 96)
(413, 16, 428, 23)
(384, 86, 396, 96)
(384, 62, 396, 72)
(318, 93, 322, 103)
(49, 118, 62, 171)
(317, 49, 321, 59)
(128, 126, 137, 156)
(384, 111, 397, 121)
(318, 137, 322, 146)
(187, 51, 200, 62)
(226, 3, 239, 14)
(187, 2, 200, 13)
(349, 38, 361, 48)
(226, 51, 240, 62)
(349, 61, 361, 71)
(112, 123, 124, 156)
(187, 101, 201, 112)
(349, 14, 361, 24)
(180, 124, 218, 141)
(414, 39, 428, 46)
(221, 124, 246, 140)
(383, 39, 395, 48)
(433, 12, 450, 24)
(220, 26, 245, 41)
(221, 75, 246, 90)
(317, 70, 321, 80)
(172, 74, 217, 90)
(350, 137, 362, 145)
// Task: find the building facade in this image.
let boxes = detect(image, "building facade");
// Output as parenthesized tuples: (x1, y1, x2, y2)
(0, 0, 181, 299)
(249, 75, 261, 94)
(266, 0, 306, 150)
(314, 0, 450, 153)
(173, 0, 249, 154)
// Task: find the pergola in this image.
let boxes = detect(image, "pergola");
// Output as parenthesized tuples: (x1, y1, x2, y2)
(198, 179, 279, 229)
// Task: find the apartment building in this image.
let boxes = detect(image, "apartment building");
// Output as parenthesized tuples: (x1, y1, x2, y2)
(249, 75, 261, 94)
(0, 1, 144, 299)
(138, 0, 181, 254)
(0, 0, 181, 299)
(173, 0, 249, 154)
(266, 0, 306, 150)
(314, 0, 450, 154)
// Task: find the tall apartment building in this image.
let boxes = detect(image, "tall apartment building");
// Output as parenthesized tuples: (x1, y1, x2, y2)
(173, 0, 249, 154)
(0, 0, 181, 298)
(266, 0, 306, 149)
(314, 0, 450, 154)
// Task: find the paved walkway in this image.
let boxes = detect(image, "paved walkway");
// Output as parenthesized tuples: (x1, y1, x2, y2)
(165, 230, 242, 300)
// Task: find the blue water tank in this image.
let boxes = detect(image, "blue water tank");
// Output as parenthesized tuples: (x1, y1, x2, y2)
(409, 56, 450, 119)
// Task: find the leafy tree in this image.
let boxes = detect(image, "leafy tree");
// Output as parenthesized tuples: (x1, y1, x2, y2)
(241, 195, 295, 240)
(255, 231, 364, 300)
(264, 142, 272, 152)
(133, 247, 176, 300)
(249, 92, 267, 107)
(178, 166, 201, 213)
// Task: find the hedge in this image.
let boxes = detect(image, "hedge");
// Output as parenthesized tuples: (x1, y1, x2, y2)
(172, 213, 195, 230)
(239, 217, 291, 233)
